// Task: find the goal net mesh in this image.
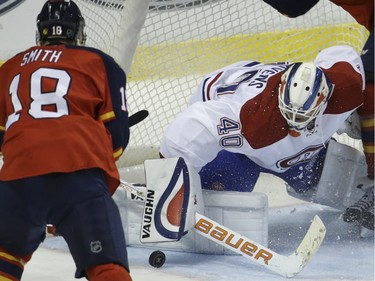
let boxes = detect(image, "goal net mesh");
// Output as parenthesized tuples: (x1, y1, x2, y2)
(76, 0, 368, 167)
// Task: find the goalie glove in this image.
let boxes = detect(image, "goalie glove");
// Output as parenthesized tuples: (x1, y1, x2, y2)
(140, 157, 204, 243)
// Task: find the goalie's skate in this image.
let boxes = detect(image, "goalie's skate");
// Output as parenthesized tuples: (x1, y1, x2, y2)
(360, 204, 374, 230)
(343, 187, 374, 224)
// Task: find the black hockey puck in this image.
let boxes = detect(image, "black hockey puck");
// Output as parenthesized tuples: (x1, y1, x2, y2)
(148, 250, 166, 268)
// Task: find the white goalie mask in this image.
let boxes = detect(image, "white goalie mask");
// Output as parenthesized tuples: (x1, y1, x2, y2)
(278, 62, 334, 131)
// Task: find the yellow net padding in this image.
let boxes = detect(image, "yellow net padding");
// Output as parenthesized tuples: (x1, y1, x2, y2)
(130, 23, 367, 81)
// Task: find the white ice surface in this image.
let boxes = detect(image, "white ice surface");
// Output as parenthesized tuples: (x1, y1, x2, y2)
(22, 176, 374, 281)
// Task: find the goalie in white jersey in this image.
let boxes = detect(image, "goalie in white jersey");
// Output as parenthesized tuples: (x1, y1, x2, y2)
(160, 45, 366, 204)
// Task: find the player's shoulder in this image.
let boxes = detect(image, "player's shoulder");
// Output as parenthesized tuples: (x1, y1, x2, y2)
(66, 45, 124, 73)
(2, 45, 113, 66)
(315, 45, 365, 88)
(66, 45, 115, 62)
(315, 45, 362, 69)
(318, 45, 360, 56)
(0, 52, 26, 78)
(212, 60, 263, 73)
(205, 60, 283, 80)
(0, 47, 34, 69)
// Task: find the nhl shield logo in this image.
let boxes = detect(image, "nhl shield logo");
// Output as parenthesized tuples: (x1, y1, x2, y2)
(90, 240, 103, 253)
(0, 0, 25, 15)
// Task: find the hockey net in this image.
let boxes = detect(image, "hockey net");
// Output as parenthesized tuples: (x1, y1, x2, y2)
(2, 0, 368, 167)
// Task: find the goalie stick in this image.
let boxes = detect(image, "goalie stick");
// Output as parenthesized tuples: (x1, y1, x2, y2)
(119, 180, 327, 278)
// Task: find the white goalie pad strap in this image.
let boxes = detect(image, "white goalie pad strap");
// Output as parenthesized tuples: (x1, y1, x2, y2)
(140, 157, 204, 243)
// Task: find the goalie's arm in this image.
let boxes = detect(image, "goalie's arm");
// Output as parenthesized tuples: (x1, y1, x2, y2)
(160, 101, 232, 172)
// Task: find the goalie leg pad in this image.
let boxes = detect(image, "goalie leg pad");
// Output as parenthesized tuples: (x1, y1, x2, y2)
(192, 190, 269, 254)
(117, 187, 268, 254)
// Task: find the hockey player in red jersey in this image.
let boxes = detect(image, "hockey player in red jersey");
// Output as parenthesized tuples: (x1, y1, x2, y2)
(263, 0, 374, 231)
(0, 1, 132, 280)
(160, 45, 367, 224)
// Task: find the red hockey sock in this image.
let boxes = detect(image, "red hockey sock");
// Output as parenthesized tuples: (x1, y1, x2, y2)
(361, 116, 374, 179)
(358, 82, 374, 179)
(86, 263, 132, 281)
(0, 249, 31, 281)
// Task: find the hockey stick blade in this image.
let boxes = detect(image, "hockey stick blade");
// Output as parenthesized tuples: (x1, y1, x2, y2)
(129, 109, 149, 127)
(119, 180, 326, 278)
(194, 213, 326, 278)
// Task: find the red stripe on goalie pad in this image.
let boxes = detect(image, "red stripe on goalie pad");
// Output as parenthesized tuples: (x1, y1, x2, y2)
(167, 184, 185, 227)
